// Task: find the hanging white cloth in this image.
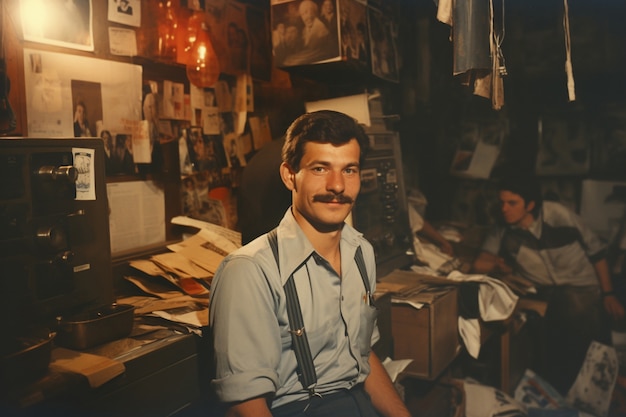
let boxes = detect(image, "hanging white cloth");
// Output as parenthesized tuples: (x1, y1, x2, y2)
(446, 270, 519, 358)
(563, 0, 576, 102)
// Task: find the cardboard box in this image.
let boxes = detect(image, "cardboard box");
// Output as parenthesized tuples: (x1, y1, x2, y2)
(391, 286, 459, 380)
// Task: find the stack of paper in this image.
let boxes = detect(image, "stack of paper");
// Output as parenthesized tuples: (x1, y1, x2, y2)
(50, 348, 125, 388)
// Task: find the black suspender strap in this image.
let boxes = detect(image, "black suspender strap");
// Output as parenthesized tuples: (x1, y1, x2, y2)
(267, 228, 374, 397)
(268, 228, 317, 394)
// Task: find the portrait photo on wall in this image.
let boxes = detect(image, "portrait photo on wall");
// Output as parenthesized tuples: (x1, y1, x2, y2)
(20, 0, 94, 51)
(271, 0, 342, 67)
(108, 0, 141, 27)
(106, 133, 137, 176)
(188, 127, 226, 174)
(71, 79, 102, 138)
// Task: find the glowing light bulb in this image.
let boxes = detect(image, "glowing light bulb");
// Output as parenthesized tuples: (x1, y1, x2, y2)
(186, 23, 220, 88)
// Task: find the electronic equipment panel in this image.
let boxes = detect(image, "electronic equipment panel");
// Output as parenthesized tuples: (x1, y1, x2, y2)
(0, 138, 113, 333)
(352, 132, 414, 278)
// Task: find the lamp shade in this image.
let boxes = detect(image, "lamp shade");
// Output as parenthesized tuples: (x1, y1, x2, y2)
(186, 21, 220, 88)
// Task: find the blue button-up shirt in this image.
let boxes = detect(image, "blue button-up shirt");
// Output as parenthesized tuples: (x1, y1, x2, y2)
(209, 208, 379, 408)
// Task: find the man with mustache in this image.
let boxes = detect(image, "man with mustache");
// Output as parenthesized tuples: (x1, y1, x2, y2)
(210, 110, 410, 417)
(472, 174, 624, 395)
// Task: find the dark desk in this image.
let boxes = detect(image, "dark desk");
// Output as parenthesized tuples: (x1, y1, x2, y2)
(2, 327, 203, 417)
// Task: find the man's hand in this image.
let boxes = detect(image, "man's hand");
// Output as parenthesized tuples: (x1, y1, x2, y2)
(472, 251, 512, 275)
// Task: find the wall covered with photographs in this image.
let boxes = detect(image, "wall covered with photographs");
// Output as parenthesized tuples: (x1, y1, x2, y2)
(3, 0, 404, 253)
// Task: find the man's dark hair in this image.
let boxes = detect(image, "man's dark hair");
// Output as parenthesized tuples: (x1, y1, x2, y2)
(497, 174, 543, 217)
(282, 110, 370, 171)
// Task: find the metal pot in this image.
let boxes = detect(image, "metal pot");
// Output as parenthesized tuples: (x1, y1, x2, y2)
(55, 303, 135, 350)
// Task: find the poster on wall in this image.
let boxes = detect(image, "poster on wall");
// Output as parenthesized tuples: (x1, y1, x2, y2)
(20, 0, 94, 51)
(23, 48, 142, 139)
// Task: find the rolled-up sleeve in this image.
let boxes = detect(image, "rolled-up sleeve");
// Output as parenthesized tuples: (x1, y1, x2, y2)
(209, 255, 281, 403)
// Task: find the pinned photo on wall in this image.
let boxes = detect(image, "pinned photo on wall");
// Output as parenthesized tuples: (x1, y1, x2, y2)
(71, 80, 102, 138)
(20, 0, 94, 51)
(162, 81, 185, 120)
(108, 0, 141, 27)
(450, 120, 502, 179)
(223, 132, 246, 170)
(271, 0, 342, 67)
(108, 27, 138, 56)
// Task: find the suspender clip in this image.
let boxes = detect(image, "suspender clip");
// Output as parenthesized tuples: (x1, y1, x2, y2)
(289, 326, 305, 337)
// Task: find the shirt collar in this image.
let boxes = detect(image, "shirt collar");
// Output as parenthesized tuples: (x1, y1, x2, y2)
(274, 208, 363, 285)
(508, 208, 543, 238)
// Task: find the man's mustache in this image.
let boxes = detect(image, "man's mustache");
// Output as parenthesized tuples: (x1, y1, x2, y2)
(313, 194, 354, 204)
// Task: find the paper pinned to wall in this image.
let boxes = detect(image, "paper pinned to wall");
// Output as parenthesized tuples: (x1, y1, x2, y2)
(106, 180, 165, 254)
(305, 93, 371, 127)
(73, 147, 96, 201)
(23, 48, 142, 138)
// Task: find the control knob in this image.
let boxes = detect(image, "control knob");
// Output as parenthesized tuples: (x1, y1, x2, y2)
(36, 165, 78, 183)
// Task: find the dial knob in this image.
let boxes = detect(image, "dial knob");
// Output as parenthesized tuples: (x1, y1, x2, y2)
(36, 165, 78, 182)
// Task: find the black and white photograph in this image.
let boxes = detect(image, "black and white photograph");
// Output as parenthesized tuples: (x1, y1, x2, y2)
(71, 79, 102, 138)
(108, 0, 141, 27)
(271, 0, 341, 67)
